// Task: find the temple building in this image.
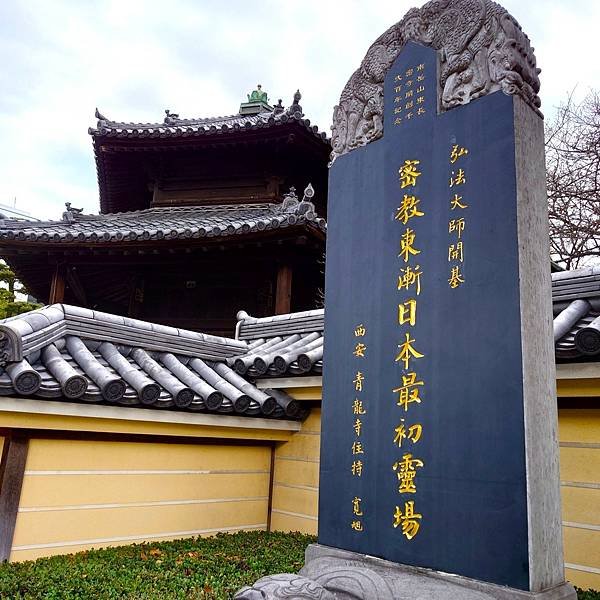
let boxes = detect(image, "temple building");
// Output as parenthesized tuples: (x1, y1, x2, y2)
(0, 88, 330, 335)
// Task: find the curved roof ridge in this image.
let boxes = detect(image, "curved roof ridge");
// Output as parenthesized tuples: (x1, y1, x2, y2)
(95, 112, 263, 129)
(0, 303, 247, 360)
(90, 109, 329, 142)
(235, 308, 324, 343)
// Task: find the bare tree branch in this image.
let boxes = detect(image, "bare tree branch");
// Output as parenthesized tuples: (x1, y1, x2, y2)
(546, 89, 600, 268)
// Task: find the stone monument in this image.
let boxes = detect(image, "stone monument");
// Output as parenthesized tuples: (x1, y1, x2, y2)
(235, 0, 576, 598)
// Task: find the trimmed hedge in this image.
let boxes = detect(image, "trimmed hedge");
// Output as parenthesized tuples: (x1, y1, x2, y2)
(0, 532, 596, 599)
(577, 589, 600, 600)
(0, 531, 314, 599)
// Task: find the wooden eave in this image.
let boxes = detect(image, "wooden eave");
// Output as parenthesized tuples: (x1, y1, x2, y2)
(93, 123, 332, 214)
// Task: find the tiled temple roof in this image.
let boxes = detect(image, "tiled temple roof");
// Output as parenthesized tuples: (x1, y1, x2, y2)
(0, 304, 308, 419)
(553, 267, 600, 361)
(89, 109, 329, 143)
(0, 200, 326, 245)
(0, 267, 593, 419)
(230, 268, 600, 369)
(230, 309, 324, 377)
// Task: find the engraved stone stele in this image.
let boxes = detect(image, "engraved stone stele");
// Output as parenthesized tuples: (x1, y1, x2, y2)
(330, 0, 542, 163)
(235, 1, 577, 598)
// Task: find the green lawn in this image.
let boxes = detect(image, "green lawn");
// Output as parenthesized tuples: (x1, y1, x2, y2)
(0, 531, 596, 599)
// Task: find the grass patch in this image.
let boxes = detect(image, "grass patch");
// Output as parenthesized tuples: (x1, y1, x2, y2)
(0, 531, 315, 599)
(0, 532, 596, 599)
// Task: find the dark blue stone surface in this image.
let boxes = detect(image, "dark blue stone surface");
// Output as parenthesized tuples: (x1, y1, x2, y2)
(319, 42, 529, 590)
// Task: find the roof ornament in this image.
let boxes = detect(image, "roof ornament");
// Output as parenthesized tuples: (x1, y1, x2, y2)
(94, 108, 108, 127)
(0, 323, 23, 371)
(239, 84, 273, 115)
(273, 99, 285, 115)
(302, 183, 315, 203)
(281, 187, 298, 211)
(280, 184, 316, 215)
(248, 84, 268, 104)
(164, 109, 180, 125)
(298, 183, 316, 215)
(62, 202, 84, 224)
(287, 90, 303, 117)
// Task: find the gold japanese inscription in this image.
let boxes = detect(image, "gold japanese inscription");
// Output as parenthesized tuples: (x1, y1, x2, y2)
(393, 420, 423, 448)
(393, 453, 425, 494)
(354, 418, 362, 437)
(395, 333, 425, 370)
(354, 324, 366, 337)
(395, 195, 424, 225)
(398, 298, 417, 326)
(353, 342, 367, 357)
(398, 228, 421, 263)
(398, 160, 421, 188)
(393, 501, 422, 539)
(352, 441, 364, 455)
(392, 371, 423, 411)
(351, 459, 363, 477)
(398, 265, 423, 296)
(448, 265, 465, 288)
(448, 217, 465, 238)
(450, 194, 468, 210)
(448, 242, 464, 262)
(449, 168, 466, 187)
(450, 144, 469, 164)
(353, 398, 366, 415)
(398, 227, 421, 263)
(353, 371, 364, 392)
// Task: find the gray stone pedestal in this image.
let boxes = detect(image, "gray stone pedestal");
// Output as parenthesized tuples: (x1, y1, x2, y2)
(235, 544, 577, 600)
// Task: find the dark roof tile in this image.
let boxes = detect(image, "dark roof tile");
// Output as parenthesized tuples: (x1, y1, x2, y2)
(230, 268, 600, 370)
(0, 201, 326, 245)
(0, 304, 306, 420)
(90, 110, 329, 143)
(230, 309, 324, 377)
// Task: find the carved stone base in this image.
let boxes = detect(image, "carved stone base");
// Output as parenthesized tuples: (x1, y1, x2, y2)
(234, 544, 577, 600)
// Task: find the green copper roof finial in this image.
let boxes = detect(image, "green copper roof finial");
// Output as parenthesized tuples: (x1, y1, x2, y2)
(239, 83, 273, 115)
(247, 84, 268, 104)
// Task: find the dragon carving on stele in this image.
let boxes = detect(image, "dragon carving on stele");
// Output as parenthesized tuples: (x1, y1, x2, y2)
(330, 0, 541, 162)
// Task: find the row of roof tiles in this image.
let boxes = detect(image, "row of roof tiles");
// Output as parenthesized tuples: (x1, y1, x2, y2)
(0, 267, 598, 420)
(231, 269, 600, 366)
(553, 267, 600, 360)
(0, 337, 305, 419)
(90, 110, 329, 142)
(0, 201, 326, 245)
(0, 304, 326, 420)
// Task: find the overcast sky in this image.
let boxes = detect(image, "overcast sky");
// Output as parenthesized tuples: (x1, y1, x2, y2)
(1, 0, 598, 220)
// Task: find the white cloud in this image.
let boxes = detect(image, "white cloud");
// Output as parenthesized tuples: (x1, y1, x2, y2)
(0, 0, 598, 219)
